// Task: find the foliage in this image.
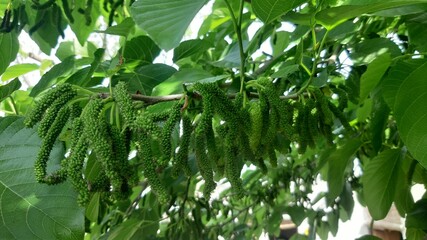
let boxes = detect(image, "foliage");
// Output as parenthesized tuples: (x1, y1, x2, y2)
(1, 0, 427, 239)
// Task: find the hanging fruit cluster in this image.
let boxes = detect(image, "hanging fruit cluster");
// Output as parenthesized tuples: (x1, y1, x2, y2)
(25, 79, 351, 205)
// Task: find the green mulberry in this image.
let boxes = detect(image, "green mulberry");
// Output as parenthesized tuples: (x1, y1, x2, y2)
(34, 105, 71, 184)
(68, 133, 90, 205)
(38, 90, 76, 138)
(160, 101, 182, 166)
(137, 131, 169, 204)
(327, 100, 352, 132)
(172, 114, 193, 177)
(82, 98, 124, 199)
(113, 81, 136, 124)
(305, 99, 318, 149)
(109, 125, 134, 199)
(294, 101, 307, 154)
(25, 83, 74, 128)
(224, 130, 244, 198)
(313, 88, 334, 126)
(332, 86, 348, 111)
(248, 101, 263, 152)
(194, 125, 216, 199)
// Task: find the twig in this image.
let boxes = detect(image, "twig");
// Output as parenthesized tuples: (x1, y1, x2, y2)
(252, 52, 286, 78)
(28, 53, 44, 62)
(97, 91, 302, 106)
(124, 181, 148, 217)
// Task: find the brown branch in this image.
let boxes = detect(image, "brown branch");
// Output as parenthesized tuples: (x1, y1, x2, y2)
(98, 91, 301, 106)
(28, 53, 44, 62)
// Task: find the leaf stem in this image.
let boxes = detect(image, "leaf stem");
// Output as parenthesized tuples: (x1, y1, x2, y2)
(8, 96, 18, 115)
(298, 29, 329, 94)
(224, 0, 246, 96)
(73, 85, 95, 96)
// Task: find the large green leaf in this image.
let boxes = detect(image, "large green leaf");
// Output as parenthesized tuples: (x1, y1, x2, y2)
(25, 2, 67, 55)
(114, 64, 177, 95)
(406, 13, 427, 52)
(392, 62, 427, 169)
(173, 39, 212, 62)
(359, 53, 390, 103)
(30, 56, 76, 97)
(122, 36, 161, 63)
(381, 59, 426, 108)
(370, 95, 390, 153)
(68, 0, 101, 45)
(406, 198, 427, 230)
(0, 78, 21, 102)
(326, 138, 362, 201)
(0, 32, 19, 76)
(362, 149, 403, 220)
(1, 64, 39, 82)
(349, 38, 401, 65)
(406, 228, 427, 240)
(355, 236, 381, 240)
(316, 1, 427, 30)
(252, 0, 307, 24)
(0, 116, 84, 239)
(130, 0, 208, 50)
(99, 17, 136, 37)
(152, 69, 228, 96)
(339, 182, 354, 221)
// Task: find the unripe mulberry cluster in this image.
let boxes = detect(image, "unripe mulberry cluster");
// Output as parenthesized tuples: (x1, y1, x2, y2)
(26, 80, 352, 205)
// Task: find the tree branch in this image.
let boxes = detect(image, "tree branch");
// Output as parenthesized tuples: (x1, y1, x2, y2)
(98, 91, 301, 106)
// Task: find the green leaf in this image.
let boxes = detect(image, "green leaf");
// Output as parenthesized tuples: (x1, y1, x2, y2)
(107, 219, 142, 240)
(100, 17, 136, 37)
(406, 228, 427, 240)
(0, 78, 21, 102)
(350, 38, 400, 65)
(392, 62, 427, 169)
(56, 41, 98, 61)
(122, 36, 161, 63)
(114, 64, 177, 95)
(152, 68, 214, 96)
(374, 3, 427, 17)
(86, 193, 100, 222)
(327, 211, 339, 236)
(1, 64, 39, 82)
(252, 0, 308, 24)
(68, 0, 101, 45)
(0, 32, 19, 76)
(381, 59, 425, 108)
(339, 182, 354, 221)
(362, 149, 403, 220)
(359, 53, 390, 102)
(30, 56, 75, 97)
(80, 48, 105, 87)
(316, 1, 427, 30)
(406, 198, 427, 230)
(26, 5, 67, 54)
(0, 116, 84, 240)
(213, 41, 248, 68)
(285, 205, 305, 226)
(65, 67, 104, 87)
(327, 138, 362, 201)
(173, 39, 212, 62)
(370, 95, 390, 153)
(407, 22, 427, 52)
(271, 64, 299, 78)
(393, 164, 414, 216)
(290, 234, 309, 240)
(130, 0, 208, 50)
(355, 235, 382, 240)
